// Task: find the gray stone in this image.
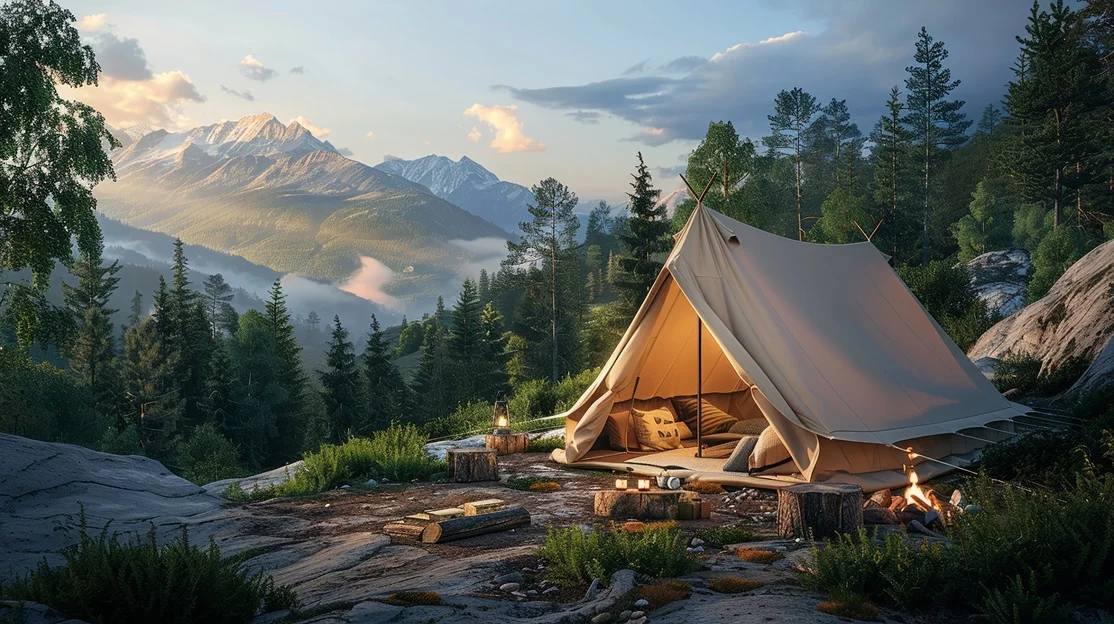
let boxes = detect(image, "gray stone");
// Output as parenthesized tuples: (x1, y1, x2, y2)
(365, 478, 379, 486)
(499, 582, 521, 592)
(634, 599, 649, 608)
(619, 611, 632, 620)
(585, 577, 601, 600)
(629, 618, 647, 624)
(591, 613, 614, 624)
(494, 572, 524, 585)
(609, 569, 636, 596)
(862, 506, 899, 525)
(630, 611, 645, 619)
(543, 586, 560, 595)
(690, 537, 705, 547)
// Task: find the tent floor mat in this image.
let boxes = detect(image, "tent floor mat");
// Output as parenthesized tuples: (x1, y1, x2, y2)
(563, 457, 795, 490)
(623, 447, 731, 473)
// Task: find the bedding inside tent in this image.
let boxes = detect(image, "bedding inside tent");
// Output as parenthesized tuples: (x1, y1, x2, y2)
(549, 204, 1029, 490)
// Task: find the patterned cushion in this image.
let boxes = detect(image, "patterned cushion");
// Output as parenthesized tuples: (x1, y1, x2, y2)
(671, 397, 737, 434)
(729, 418, 768, 436)
(749, 426, 794, 474)
(723, 435, 760, 473)
(632, 408, 683, 451)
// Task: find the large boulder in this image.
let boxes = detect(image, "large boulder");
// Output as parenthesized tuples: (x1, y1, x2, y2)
(965, 248, 1029, 317)
(968, 239, 1114, 373)
(1056, 335, 1114, 406)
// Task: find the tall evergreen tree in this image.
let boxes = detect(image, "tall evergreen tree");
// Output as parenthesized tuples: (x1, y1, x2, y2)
(975, 104, 1003, 136)
(903, 27, 972, 264)
(447, 279, 484, 402)
(477, 269, 491, 304)
(264, 279, 306, 456)
(615, 152, 670, 307)
(230, 309, 284, 467)
(119, 318, 183, 458)
(362, 314, 409, 432)
(127, 291, 143, 328)
(765, 88, 821, 240)
(411, 322, 452, 423)
(505, 177, 581, 382)
(167, 240, 210, 425)
(319, 315, 361, 442)
(479, 302, 510, 399)
(200, 337, 238, 435)
(809, 98, 863, 193)
(306, 310, 321, 333)
(202, 273, 235, 338)
(870, 86, 913, 259)
(60, 237, 121, 406)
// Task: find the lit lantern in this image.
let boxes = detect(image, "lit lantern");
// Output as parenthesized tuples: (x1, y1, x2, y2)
(614, 478, 629, 490)
(492, 401, 510, 434)
(637, 479, 652, 491)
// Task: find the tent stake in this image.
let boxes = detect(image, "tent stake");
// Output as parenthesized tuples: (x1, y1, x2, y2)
(696, 316, 703, 458)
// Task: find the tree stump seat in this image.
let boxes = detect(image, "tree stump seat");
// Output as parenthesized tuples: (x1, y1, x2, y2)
(485, 432, 529, 455)
(445, 448, 499, 483)
(593, 490, 697, 520)
(777, 483, 863, 540)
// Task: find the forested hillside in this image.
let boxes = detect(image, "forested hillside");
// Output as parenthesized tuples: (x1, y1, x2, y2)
(2, 0, 1112, 486)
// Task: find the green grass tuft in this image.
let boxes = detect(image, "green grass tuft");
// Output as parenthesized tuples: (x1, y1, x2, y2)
(537, 524, 698, 586)
(696, 525, 756, 547)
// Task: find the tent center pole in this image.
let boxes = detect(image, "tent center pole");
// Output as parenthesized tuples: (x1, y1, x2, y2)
(696, 316, 703, 458)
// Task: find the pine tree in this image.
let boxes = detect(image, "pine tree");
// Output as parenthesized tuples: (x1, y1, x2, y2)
(952, 180, 1012, 261)
(506, 177, 581, 382)
(477, 269, 491, 304)
(903, 27, 972, 264)
(765, 88, 821, 240)
(229, 309, 284, 466)
(411, 322, 452, 423)
(672, 121, 758, 229)
(119, 318, 183, 458)
(127, 291, 143, 327)
(153, 276, 173, 346)
(60, 237, 121, 406)
(870, 86, 913, 259)
(200, 337, 238, 435)
(975, 104, 1003, 136)
(319, 315, 362, 442)
(479, 302, 510, 399)
(167, 241, 211, 426)
(306, 310, 321, 333)
(447, 279, 484, 403)
(809, 98, 862, 193)
(363, 314, 410, 431)
(202, 273, 235, 338)
(264, 279, 306, 458)
(615, 152, 670, 307)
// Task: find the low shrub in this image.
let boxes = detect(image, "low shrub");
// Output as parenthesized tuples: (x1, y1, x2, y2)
(528, 435, 565, 454)
(682, 481, 725, 495)
(979, 573, 1072, 624)
(802, 475, 1114, 617)
(177, 423, 244, 485)
(537, 524, 698, 586)
(707, 577, 762, 593)
(696, 525, 755, 547)
(232, 425, 443, 500)
(979, 410, 1114, 487)
(382, 591, 441, 606)
(638, 580, 691, 610)
(816, 597, 880, 622)
(0, 512, 296, 623)
(430, 401, 492, 439)
(992, 354, 1088, 397)
(736, 548, 783, 564)
(897, 260, 997, 351)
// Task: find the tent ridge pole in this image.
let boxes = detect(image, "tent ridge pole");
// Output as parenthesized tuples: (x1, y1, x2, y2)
(696, 315, 703, 458)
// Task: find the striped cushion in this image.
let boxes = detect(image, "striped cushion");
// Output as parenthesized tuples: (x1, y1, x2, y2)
(671, 397, 737, 434)
(729, 418, 769, 436)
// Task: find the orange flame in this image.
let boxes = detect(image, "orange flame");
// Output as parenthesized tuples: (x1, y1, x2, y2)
(904, 469, 936, 510)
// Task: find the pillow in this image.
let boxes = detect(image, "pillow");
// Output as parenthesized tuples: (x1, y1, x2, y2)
(632, 408, 683, 451)
(723, 435, 760, 473)
(675, 419, 694, 439)
(729, 418, 768, 436)
(606, 411, 639, 451)
(671, 397, 737, 434)
(748, 426, 794, 474)
(701, 440, 740, 459)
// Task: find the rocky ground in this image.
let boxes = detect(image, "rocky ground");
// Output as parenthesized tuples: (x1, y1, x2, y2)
(0, 434, 933, 624)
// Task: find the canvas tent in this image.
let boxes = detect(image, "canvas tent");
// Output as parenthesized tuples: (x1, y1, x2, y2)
(550, 204, 1030, 490)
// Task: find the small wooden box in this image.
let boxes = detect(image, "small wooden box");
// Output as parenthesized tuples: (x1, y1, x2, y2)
(463, 499, 507, 516)
(678, 498, 712, 521)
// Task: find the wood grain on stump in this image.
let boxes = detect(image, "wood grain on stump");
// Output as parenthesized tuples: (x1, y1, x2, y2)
(485, 433, 529, 456)
(593, 490, 696, 520)
(445, 448, 499, 483)
(777, 483, 863, 540)
(421, 506, 530, 543)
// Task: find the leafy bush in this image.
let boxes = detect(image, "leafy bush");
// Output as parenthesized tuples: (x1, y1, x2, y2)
(97, 423, 144, 456)
(0, 513, 296, 623)
(509, 379, 557, 421)
(696, 525, 755, 547)
(897, 260, 996, 351)
(708, 577, 762, 593)
(537, 524, 698, 586)
(1028, 225, 1088, 302)
(528, 434, 565, 453)
(979, 573, 1071, 624)
(803, 475, 1114, 617)
(177, 423, 243, 485)
(991, 354, 1088, 397)
(980, 409, 1113, 487)
(234, 424, 443, 499)
(430, 400, 492, 439)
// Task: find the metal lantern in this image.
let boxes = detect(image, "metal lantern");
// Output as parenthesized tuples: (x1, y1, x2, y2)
(492, 400, 510, 434)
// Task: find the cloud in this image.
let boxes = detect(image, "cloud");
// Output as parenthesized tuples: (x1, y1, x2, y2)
(339, 256, 403, 310)
(365, 130, 375, 140)
(288, 115, 331, 138)
(656, 164, 687, 178)
(467, 126, 481, 142)
(68, 70, 205, 130)
(77, 13, 108, 31)
(336, 147, 354, 157)
(91, 33, 152, 80)
(565, 110, 601, 125)
(239, 54, 278, 82)
(289, 66, 305, 74)
(499, 0, 1029, 145)
(623, 59, 650, 75)
(220, 85, 255, 101)
(462, 104, 545, 153)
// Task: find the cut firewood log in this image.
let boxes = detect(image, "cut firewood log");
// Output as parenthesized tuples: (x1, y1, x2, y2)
(463, 499, 507, 516)
(445, 448, 499, 483)
(777, 483, 863, 540)
(593, 490, 696, 520)
(420, 505, 530, 544)
(485, 433, 529, 456)
(384, 521, 427, 539)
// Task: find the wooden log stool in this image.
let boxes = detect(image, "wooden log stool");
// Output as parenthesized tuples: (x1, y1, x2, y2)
(445, 448, 499, 483)
(777, 483, 863, 540)
(485, 432, 529, 456)
(593, 489, 696, 521)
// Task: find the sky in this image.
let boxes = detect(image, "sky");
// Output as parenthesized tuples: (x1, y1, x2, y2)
(68, 0, 1032, 202)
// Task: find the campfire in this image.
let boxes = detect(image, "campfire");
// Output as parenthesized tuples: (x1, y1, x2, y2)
(861, 448, 963, 536)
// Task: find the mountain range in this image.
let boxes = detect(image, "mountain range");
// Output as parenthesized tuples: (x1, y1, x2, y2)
(375, 155, 533, 233)
(95, 113, 511, 310)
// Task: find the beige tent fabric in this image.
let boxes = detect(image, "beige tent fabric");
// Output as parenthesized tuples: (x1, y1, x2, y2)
(555, 204, 1027, 483)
